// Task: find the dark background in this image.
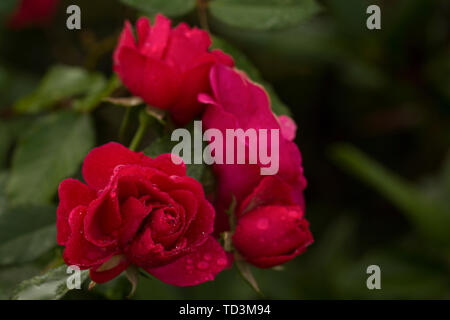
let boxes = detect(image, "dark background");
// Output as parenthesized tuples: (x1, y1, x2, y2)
(0, 0, 449, 299)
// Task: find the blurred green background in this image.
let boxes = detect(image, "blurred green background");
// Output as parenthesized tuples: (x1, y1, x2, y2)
(0, 0, 449, 299)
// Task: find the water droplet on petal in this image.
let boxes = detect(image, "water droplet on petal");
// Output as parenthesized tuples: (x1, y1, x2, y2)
(257, 218, 269, 230)
(196, 261, 209, 270)
(216, 258, 227, 266)
(288, 210, 300, 219)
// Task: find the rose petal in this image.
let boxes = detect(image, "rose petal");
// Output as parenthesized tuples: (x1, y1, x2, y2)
(151, 153, 186, 177)
(165, 25, 211, 72)
(82, 142, 153, 190)
(119, 197, 152, 246)
(114, 47, 181, 109)
(138, 15, 170, 59)
(233, 205, 313, 268)
(90, 255, 130, 284)
(84, 190, 121, 247)
(170, 61, 214, 125)
(238, 176, 296, 217)
(183, 199, 214, 245)
(63, 206, 115, 268)
(146, 236, 229, 286)
(57, 179, 96, 245)
(113, 21, 136, 66)
(278, 115, 297, 141)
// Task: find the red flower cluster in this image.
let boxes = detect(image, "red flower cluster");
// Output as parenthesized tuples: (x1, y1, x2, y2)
(58, 14, 312, 287)
(200, 65, 312, 267)
(57, 143, 228, 286)
(8, 0, 59, 29)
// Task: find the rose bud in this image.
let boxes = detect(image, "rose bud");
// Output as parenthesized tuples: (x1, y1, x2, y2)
(200, 65, 307, 234)
(8, 0, 59, 29)
(57, 142, 229, 286)
(113, 14, 234, 125)
(232, 177, 313, 268)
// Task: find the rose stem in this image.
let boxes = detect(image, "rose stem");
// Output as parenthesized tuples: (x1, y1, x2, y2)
(129, 109, 150, 151)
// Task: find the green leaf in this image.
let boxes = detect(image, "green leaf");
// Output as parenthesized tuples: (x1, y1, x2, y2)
(0, 122, 10, 168)
(119, 0, 196, 17)
(0, 205, 57, 266)
(442, 152, 450, 199)
(0, 117, 31, 168)
(73, 75, 121, 113)
(235, 253, 263, 296)
(0, 171, 8, 212)
(329, 143, 450, 244)
(14, 65, 106, 114)
(11, 265, 89, 300)
(212, 36, 291, 116)
(0, 66, 39, 110)
(125, 266, 139, 298)
(210, 0, 321, 31)
(0, 265, 41, 299)
(7, 111, 95, 205)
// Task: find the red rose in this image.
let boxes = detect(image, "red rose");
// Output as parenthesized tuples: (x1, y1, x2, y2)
(57, 142, 228, 286)
(8, 0, 59, 29)
(113, 14, 234, 125)
(200, 65, 307, 234)
(232, 177, 313, 268)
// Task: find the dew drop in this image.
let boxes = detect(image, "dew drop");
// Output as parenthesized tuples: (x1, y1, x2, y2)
(257, 218, 269, 230)
(216, 258, 227, 266)
(203, 254, 212, 261)
(196, 261, 209, 270)
(288, 210, 300, 219)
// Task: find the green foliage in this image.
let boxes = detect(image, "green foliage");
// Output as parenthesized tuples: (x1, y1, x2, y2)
(119, 0, 196, 17)
(0, 117, 30, 168)
(7, 111, 95, 205)
(0, 205, 57, 266)
(212, 36, 292, 116)
(11, 265, 89, 300)
(335, 251, 450, 299)
(14, 65, 107, 114)
(0, 171, 8, 210)
(210, 0, 321, 31)
(73, 75, 121, 113)
(0, 66, 39, 110)
(0, 265, 41, 299)
(330, 143, 450, 245)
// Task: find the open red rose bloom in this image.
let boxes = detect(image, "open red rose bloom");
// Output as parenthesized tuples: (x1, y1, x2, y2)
(113, 14, 234, 125)
(57, 143, 228, 286)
